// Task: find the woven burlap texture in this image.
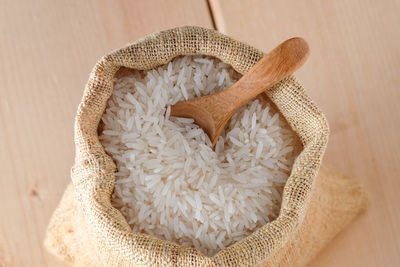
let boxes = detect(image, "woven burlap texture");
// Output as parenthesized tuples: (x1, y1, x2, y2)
(45, 26, 367, 266)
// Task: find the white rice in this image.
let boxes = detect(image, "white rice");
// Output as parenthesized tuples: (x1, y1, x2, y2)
(99, 56, 300, 256)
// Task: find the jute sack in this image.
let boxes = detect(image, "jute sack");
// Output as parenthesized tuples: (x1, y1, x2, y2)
(45, 26, 368, 266)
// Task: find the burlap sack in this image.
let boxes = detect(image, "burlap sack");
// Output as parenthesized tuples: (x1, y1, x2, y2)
(45, 26, 368, 266)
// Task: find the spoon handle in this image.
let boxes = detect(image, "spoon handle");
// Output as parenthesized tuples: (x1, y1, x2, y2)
(218, 37, 309, 112)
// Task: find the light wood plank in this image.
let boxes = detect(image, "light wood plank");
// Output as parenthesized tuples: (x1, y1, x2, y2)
(209, 0, 400, 266)
(0, 1, 212, 266)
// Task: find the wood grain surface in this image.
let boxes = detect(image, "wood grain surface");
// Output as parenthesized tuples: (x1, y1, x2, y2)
(1, 0, 399, 266)
(209, 0, 400, 266)
(0, 1, 212, 266)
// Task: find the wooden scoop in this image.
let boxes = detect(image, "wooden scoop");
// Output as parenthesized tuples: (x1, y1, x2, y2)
(170, 37, 310, 148)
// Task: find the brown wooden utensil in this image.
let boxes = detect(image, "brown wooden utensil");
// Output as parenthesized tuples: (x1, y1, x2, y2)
(170, 37, 310, 148)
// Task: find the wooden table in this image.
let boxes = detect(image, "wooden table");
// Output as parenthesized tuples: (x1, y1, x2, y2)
(1, 0, 399, 266)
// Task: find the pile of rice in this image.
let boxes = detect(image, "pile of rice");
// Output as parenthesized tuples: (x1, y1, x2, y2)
(99, 56, 300, 256)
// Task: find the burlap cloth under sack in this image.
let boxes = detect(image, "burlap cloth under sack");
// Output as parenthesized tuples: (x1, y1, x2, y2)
(45, 26, 368, 266)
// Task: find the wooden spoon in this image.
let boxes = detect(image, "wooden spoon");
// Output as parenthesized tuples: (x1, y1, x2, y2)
(170, 37, 310, 148)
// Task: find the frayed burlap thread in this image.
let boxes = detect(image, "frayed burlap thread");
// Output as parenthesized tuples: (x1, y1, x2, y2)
(45, 26, 367, 266)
